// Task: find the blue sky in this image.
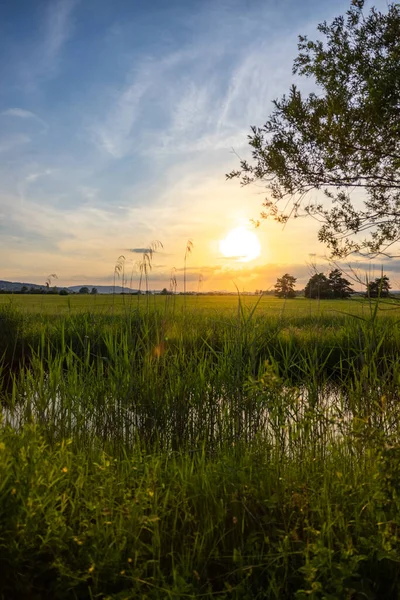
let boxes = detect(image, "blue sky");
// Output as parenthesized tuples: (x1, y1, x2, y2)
(1, 0, 397, 291)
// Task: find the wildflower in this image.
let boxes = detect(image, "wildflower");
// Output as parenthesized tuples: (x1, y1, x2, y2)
(147, 489, 154, 497)
(88, 565, 95, 573)
(232, 516, 238, 525)
(62, 467, 68, 473)
(11, 488, 16, 495)
(120, 570, 125, 575)
(127, 558, 133, 563)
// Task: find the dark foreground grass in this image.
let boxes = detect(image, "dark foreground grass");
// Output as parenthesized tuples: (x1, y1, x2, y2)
(1, 299, 400, 598)
(1, 424, 400, 599)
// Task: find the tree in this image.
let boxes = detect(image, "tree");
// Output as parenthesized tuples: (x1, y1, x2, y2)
(79, 287, 89, 295)
(274, 273, 297, 298)
(328, 269, 354, 298)
(305, 270, 355, 299)
(366, 275, 391, 298)
(90, 287, 98, 295)
(227, 1, 400, 257)
(304, 273, 331, 299)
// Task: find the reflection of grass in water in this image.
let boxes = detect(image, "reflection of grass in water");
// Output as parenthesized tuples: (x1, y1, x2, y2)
(0, 298, 400, 597)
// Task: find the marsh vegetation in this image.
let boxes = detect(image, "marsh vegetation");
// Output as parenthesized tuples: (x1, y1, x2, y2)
(1, 294, 400, 598)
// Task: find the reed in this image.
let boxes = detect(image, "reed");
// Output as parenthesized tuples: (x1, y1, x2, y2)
(0, 296, 400, 597)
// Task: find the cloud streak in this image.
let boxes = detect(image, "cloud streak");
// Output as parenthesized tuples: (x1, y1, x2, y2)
(17, 0, 78, 88)
(1, 107, 49, 131)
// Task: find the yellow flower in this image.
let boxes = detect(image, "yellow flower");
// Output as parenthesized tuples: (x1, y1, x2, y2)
(88, 565, 95, 573)
(127, 558, 133, 563)
(147, 489, 154, 497)
(62, 467, 68, 473)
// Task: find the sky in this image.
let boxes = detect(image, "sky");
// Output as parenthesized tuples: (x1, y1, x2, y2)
(1, 0, 398, 292)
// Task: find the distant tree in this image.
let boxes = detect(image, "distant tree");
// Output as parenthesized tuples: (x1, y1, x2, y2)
(21, 285, 28, 294)
(79, 287, 90, 295)
(160, 288, 169, 295)
(274, 273, 297, 298)
(305, 273, 331, 299)
(90, 287, 98, 295)
(328, 269, 354, 299)
(59, 289, 69, 296)
(366, 275, 391, 298)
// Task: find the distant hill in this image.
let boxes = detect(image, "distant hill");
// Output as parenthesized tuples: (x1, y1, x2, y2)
(0, 280, 47, 292)
(0, 280, 140, 294)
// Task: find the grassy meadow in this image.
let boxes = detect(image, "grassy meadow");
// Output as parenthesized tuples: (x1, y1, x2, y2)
(1, 293, 400, 598)
(2, 291, 400, 317)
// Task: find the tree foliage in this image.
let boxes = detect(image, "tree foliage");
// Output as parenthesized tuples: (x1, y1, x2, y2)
(328, 268, 354, 298)
(274, 273, 297, 298)
(366, 275, 391, 297)
(228, 1, 400, 257)
(305, 269, 354, 299)
(305, 273, 331, 299)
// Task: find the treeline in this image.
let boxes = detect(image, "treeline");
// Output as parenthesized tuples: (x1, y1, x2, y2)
(0, 286, 98, 295)
(0, 287, 65, 295)
(271, 270, 392, 299)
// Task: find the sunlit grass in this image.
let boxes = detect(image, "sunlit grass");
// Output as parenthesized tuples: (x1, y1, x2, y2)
(1, 291, 400, 318)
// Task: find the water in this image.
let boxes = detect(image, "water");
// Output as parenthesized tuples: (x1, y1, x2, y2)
(3, 380, 396, 452)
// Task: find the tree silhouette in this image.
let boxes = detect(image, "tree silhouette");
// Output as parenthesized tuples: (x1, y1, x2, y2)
(328, 269, 354, 299)
(305, 274, 330, 299)
(366, 275, 391, 298)
(274, 273, 297, 298)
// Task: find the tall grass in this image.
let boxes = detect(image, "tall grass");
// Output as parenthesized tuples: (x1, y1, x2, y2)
(1, 298, 400, 597)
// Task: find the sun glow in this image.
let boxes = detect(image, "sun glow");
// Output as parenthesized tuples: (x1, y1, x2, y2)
(219, 226, 261, 262)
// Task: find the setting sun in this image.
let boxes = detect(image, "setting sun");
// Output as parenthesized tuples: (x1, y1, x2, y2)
(220, 226, 261, 262)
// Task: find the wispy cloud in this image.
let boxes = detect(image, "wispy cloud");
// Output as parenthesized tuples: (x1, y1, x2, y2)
(2, 108, 37, 119)
(92, 77, 149, 157)
(1, 107, 49, 130)
(91, 26, 295, 161)
(25, 169, 53, 183)
(18, 0, 78, 88)
(89, 49, 198, 158)
(44, 0, 78, 61)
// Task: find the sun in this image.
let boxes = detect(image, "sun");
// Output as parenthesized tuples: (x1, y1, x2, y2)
(219, 226, 261, 262)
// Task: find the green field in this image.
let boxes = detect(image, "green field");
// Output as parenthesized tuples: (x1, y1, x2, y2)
(2, 291, 400, 318)
(1, 295, 400, 598)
